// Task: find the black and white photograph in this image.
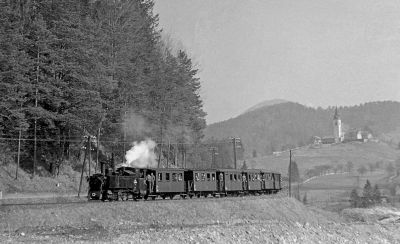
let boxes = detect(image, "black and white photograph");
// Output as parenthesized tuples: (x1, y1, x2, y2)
(1, 0, 400, 243)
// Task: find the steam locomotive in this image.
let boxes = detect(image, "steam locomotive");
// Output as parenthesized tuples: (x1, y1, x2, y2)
(88, 163, 281, 201)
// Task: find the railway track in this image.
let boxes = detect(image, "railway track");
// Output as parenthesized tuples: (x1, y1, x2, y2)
(0, 191, 285, 208)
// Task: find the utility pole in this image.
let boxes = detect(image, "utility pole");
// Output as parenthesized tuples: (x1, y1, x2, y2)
(167, 140, 171, 168)
(289, 149, 292, 197)
(88, 136, 92, 176)
(16, 102, 23, 180)
(95, 127, 100, 173)
(231, 137, 241, 169)
(78, 136, 90, 197)
(157, 125, 163, 168)
(33, 47, 39, 178)
(123, 103, 127, 164)
(209, 147, 218, 168)
(16, 127, 22, 180)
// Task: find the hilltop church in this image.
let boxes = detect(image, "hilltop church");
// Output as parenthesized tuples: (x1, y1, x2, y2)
(316, 107, 372, 145)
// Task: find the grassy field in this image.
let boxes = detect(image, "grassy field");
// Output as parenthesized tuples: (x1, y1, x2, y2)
(248, 141, 400, 178)
(1, 195, 399, 243)
(294, 170, 399, 211)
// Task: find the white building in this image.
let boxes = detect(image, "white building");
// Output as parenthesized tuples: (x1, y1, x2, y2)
(333, 107, 343, 143)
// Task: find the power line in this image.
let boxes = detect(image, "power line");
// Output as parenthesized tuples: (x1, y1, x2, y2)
(0, 137, 236, 146)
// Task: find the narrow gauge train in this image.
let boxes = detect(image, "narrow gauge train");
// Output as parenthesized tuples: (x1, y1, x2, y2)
(88, 166, 281, 201)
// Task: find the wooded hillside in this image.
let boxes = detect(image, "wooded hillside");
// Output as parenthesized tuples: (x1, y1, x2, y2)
(205, 101, 400, 157)
(0, 0, 206, 174)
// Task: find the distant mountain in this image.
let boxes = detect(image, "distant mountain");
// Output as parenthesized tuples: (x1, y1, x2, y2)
(242, 99, 289, 114)
(204, 101, 400, 157)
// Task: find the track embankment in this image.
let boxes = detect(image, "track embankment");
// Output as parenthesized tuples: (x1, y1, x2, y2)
(0, 195, 399, 243)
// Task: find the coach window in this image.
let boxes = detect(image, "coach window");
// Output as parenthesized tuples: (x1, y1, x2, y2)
(230, 174, 233, 181)
(158, 173, 162, 181)
(212, 173, 215, 181)
(207, 173, 211, 181)
(172, 173, 177, 181)
(233, 174, 237, 181)
(166, 173, 170, 181)
(201, 173, 206, 181)
(195, 173, 199, 181)
(178, 173, 183, 181)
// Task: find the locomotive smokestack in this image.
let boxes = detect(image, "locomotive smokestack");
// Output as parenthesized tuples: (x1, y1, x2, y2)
(111, 152, 116, 173)
(100, 161, 105, 175)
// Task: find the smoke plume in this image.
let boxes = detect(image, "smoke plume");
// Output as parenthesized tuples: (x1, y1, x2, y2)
(122, 139, 157, 168)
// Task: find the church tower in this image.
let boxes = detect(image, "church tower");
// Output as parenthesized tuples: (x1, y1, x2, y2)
(333, 107, 342, 143)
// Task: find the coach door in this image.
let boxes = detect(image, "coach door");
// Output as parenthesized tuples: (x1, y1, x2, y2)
(242, 173, 248, 191)
(217, 172, 225, 192)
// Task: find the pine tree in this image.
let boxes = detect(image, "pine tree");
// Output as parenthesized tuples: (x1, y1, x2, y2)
(241, 161, 248, 170)
(302, 192, 308, 205)
(362, 180, 373, 207)
(346, 161, 354, 172)
(350, 188, 359, 208)
(372, 184, 381, 204)
(357, 165, 367, 176)
(0, 0, 208, 173)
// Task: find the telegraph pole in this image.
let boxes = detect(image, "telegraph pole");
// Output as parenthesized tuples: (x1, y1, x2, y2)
(167, 139, 170, 168)
(231, 137, 241, 169)
(95, 127, 100, 173)
(209, 147, 218, 168)
(33, 47, 39, 178)
(88, 136, 92, 176)
(289, 149, 292, 197)
(16, 127, 22, 180)
(16, 102, 22, 180)
(78, 136, 90, 197)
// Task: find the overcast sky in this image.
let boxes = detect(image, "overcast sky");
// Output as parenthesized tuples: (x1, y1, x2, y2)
(154, 0, 400, 124)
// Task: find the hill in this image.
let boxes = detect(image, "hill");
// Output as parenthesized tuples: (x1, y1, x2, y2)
(205, 101, 400, 157)
(242, 99, 289, 114)
(0, 163, 86, 195)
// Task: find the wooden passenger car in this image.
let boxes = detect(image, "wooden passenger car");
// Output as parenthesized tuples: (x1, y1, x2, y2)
(185, 169, 217, 197)
(218, 169, 243, 193)
(150, 168, 186, 199)
(260, 170, 275, 193)
(243, 169, 262, 192)
(272, 172, 281, 192)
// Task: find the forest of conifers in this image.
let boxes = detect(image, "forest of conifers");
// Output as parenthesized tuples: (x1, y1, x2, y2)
(0, 0, 208, 174)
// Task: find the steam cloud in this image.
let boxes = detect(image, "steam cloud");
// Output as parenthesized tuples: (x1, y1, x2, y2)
(122, 139, 157, 168)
